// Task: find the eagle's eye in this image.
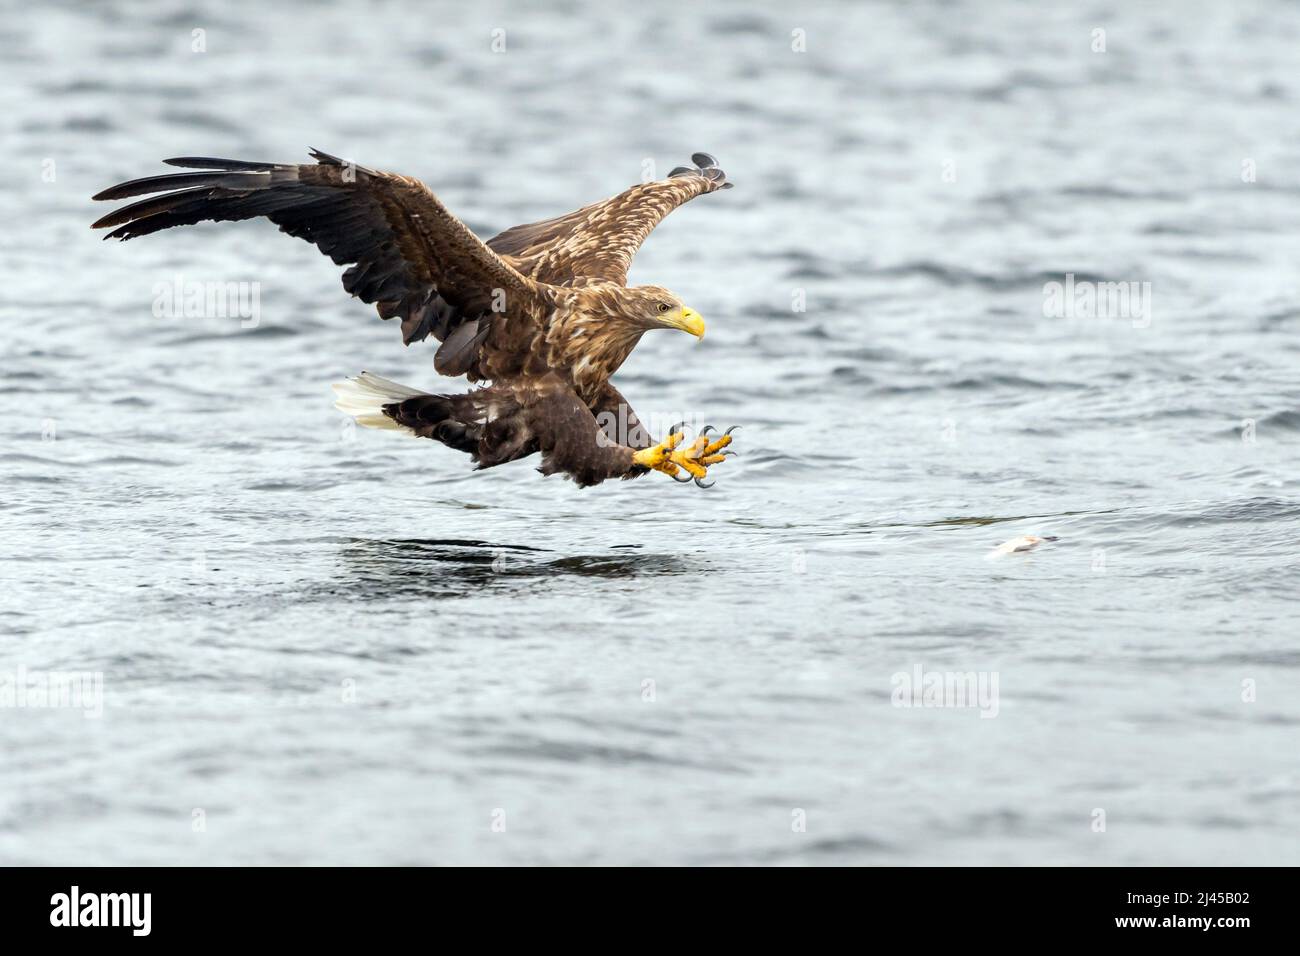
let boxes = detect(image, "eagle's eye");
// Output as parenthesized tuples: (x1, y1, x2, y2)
(657, 303, 671, 313)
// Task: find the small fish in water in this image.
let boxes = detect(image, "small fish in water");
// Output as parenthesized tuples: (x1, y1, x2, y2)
(986, 534, 1059, 559)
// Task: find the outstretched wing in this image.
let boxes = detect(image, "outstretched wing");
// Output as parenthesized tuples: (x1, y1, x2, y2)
(487, 152, 732, 286)
(92, 150, 549, 377)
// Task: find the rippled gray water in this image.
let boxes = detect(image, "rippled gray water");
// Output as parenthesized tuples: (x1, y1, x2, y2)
(2, 1, 1298, 865)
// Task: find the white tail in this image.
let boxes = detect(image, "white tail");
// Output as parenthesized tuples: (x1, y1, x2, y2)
(332, 372, 425, 432)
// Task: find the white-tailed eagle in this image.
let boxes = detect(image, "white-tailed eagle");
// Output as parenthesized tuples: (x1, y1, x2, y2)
(92, 149, 736, 487)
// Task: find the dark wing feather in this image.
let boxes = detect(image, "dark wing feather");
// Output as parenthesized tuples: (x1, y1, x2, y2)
(434, 315, 492, 377)
(487, 153, 732, 286)
(92, 151, 550, 379)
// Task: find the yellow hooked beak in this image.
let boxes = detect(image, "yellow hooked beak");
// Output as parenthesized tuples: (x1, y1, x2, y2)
(666, 306, 705, 339)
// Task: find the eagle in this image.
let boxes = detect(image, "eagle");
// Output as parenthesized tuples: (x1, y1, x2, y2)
(91, 149, 737, 487)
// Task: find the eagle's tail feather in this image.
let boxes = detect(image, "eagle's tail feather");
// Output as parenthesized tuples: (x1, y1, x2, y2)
(332, 372, 426, 434)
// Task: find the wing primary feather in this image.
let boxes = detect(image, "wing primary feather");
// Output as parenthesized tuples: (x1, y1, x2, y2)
(92, 171, 269, 201)
(163, 157, 281, 170)
(91, 186, 216, 230)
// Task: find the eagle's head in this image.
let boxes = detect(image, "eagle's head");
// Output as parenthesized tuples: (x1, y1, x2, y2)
(622, 285, 705, 339)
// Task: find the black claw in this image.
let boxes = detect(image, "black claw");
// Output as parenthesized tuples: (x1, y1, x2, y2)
(691, 152, 718, 169)
(724, 425, 741, 436)
(694, 477, 714, 489)
(668, 421, 686, 437)
(670, 469, 692, 483)
(701, 424, 714, 436)
(722, 450, 738, 458)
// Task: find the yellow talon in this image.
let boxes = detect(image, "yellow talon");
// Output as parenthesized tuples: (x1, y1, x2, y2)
(701, 433, 733, 457)
(632, 428, 737, 485)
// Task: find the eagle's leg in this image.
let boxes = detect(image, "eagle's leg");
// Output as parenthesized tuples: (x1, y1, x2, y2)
(632, 426, 736, 485)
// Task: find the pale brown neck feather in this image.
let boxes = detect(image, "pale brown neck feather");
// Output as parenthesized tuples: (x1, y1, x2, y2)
(547, 290, 648, 401)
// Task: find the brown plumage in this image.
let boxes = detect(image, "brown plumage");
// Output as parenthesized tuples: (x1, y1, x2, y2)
(92, 149, 735, 487)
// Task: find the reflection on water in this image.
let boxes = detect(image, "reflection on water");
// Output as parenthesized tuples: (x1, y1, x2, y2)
(335, 538, 698, 599)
